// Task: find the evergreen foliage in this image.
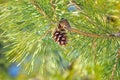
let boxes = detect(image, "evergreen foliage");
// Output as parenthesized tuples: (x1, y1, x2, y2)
(0, 0, 120, 80)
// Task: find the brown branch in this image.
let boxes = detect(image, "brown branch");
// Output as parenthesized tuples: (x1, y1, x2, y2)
(68, 25, 120, 38)
(110, 48, 120, 80)
(69, 28, 120, 38)
(59, 17, 120, 38)
(109, 33, 120, 37)
(69, 28, 105, 38)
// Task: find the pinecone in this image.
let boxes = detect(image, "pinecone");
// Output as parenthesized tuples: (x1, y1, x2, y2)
(53, 30, 67, 45)
(53, 18, 70, 46)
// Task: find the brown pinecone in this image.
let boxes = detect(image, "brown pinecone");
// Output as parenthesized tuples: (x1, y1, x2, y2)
(53, 30, 67, 46)
(53, 18, 69, 46)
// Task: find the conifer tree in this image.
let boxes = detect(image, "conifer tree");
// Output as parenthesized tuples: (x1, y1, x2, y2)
(0, 0, 120, 80)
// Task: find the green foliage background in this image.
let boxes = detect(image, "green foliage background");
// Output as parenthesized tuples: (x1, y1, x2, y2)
(0, 0, 120, 80)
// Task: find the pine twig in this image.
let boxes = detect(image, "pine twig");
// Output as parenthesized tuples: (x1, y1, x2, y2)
(110, 48, 120, 80)
(110, 62, 117, 80)
(69, 0, 81, 10)
(50, 0, 55, 11)
(31, 0, 47, 17)
(31, 0, 57, 26)
(50, 0, 58, 22)
(38, 30, 52, 42)
(92, 40, 97, 64)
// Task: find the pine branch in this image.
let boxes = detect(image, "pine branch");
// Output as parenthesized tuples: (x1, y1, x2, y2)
(59, 18, 120, 38)
(31, 0, 120, 39)
(69, 0, 120, 38)
(1, 0, 120, 79)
